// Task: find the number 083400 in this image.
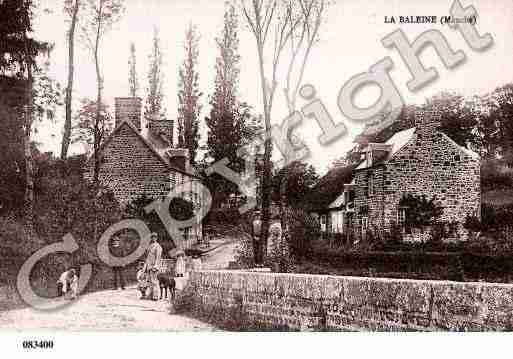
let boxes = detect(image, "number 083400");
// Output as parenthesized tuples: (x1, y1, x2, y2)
(22, 340, 54, 349)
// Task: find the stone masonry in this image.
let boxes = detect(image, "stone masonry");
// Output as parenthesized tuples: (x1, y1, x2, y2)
(87, 122, 172, 204)
(352, 110, 480, 240)
(187, 270, 513, 331)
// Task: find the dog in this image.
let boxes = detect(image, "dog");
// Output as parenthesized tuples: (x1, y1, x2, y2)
(157, 273, 176, 300)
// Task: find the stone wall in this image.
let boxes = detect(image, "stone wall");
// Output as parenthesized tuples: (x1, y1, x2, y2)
(186, 270, 513, 331)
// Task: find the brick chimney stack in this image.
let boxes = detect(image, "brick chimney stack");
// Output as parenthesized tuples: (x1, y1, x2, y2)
(115, 97, 142, 131)
(148, 114, 174, 146)
(415, 110, 441, 138)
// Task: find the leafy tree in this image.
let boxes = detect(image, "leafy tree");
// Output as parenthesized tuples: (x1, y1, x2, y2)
(128, 42, 139, 97)
(422, 92, 479, 150)
(144, 27, 166, 123)
(61, 0, 82, 159)
(124, 195, 194, 256)
(271, 160, 318, 207)
(485, 84, 513, 164)
(177, 24, 201, 165)
(79, 0, 125, 186)
(205, 4, 262, 207)
(71, 98, 113, 153)
(0, 0, 54, 227)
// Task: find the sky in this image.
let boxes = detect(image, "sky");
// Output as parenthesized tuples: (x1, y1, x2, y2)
(32, 0, 513, 174)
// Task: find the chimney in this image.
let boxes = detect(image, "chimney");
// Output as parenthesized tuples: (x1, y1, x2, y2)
(166, 148, 191, 173)
(115, 97, 142, 131)
(148, 115, 174, 146)
(415, 110, 441, 139)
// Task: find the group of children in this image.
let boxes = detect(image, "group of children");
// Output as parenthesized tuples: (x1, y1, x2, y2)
(56, 268, 79, 300)
(55, 253, 203, 301)
(136, 253, 202, 300)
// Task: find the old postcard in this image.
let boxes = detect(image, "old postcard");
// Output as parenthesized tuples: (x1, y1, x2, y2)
(1, 0, 512, 354)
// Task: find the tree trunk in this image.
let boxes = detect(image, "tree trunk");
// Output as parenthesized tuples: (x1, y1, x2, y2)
(23, 34, 35, 230)
(92, 18, 102, 187)
(256, 40, 272, 265)
(61, 0, 80, 159)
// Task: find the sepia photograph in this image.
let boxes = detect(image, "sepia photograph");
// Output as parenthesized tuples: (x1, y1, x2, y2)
(1, 0, 513, 355)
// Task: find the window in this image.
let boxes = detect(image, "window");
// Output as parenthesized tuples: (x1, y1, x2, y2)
(361, 217, 368, 236)
(368, 175, 374, 197)
(366, 151, 373, 167)
(170, 172, 176, 189)
(397, 207, 407, 226)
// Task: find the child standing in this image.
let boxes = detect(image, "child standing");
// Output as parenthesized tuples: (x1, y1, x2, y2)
(136, 263, 149, 299)
(66, 269, 79, 300)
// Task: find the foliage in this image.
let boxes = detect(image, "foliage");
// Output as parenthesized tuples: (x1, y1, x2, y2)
(233, 236, 256, 269)
(204, 4, 262, 208)
(144, 26, 166, 123)
(0, 0, 52, 77)
(482, 84, 513, 162)
(271, 161, 318, 207)
(481, 159, 513, 191)
(177, 24, 201, 164)
(34, 157, 123, 265)
(399, 194, 444, 229)
(423, 92, 479, 150)
(71, 98, 113, 153)
(0, 215, 43, 258)
(79, 0, 125, 52)
(124, 194, 194, 256)
(79, 0, 125, 184)
(306, 164, 354, 211)
(285, 207, 320, 258)
(0, 76, 27, 213)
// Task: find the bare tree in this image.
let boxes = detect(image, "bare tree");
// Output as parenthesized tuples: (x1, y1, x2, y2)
(79, 0, 124, 186)
(283, 0, 326, 113)
(61, 0, 81, 159)
(280, 0, 327, 255)
(239, 0, 303, 263)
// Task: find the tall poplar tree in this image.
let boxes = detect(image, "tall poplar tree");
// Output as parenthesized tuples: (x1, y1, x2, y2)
(128, 42, 139, 97)
(177, 24, 201, 164)
(205, 4, 256, 207)
(144, 27, 166, 123)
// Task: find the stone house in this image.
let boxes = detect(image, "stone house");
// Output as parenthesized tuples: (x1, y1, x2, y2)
(308, 165, 354, 235)
(84, 97, 204, 248)
(312, 110, 481, 241)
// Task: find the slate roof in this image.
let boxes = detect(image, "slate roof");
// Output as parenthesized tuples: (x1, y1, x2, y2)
(356, 127, 416, 170)
(90, 120, 200, 179)
(306, 164, 354, 212)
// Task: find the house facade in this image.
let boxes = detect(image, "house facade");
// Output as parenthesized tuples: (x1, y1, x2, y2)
(313, 110, 481, 241)
(84, 97, 204, 248)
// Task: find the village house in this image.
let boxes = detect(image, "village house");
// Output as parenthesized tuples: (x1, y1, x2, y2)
(311, 110, 481, 241)
(84, 97, 203, 248)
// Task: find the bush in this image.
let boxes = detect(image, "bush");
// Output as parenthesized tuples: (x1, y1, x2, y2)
(285, 207, 320, 258)
(233, 236, 256, 269)
(481, 159, 513, 191)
